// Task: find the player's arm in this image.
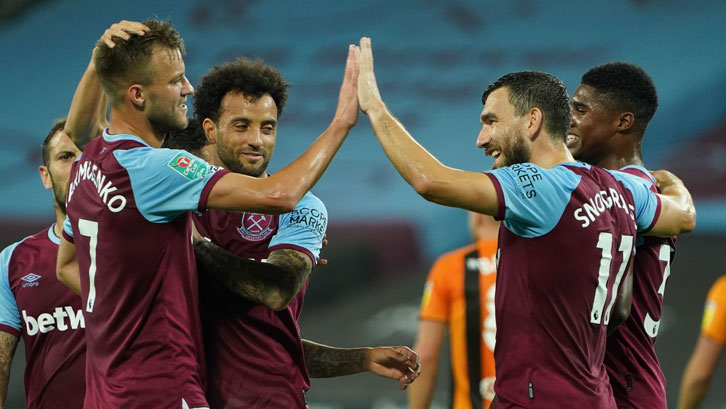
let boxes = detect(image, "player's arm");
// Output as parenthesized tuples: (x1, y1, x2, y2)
(193, 241, 311, 311)
(65, 21, 148, 150)
(647, 170, 696, 237)
(607, 264, 633, 336)
(408, 320, 446, 409)
(56, 236, 81, 296)
(677, 335, 724, 409)
(0, 331, 18, 408)
(206, 45, 358, 214)
(355, 37, 499, 216)
(302, 340, 420, 389)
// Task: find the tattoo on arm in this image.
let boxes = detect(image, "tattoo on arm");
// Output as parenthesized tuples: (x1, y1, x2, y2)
(303, 340, 366, 378)
(0, 331, 19, 404)
(193, 241, 312, 310)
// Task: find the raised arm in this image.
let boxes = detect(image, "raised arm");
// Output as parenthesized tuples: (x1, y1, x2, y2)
(193, 240, 312, 311)
(647, 170, 696, 237)
(0, 331, 18, 408)
(206, 45, 359, 214)
(65, 21, 148, 150)
(355, 37, 498, 216)
(302, 340, 420, 390)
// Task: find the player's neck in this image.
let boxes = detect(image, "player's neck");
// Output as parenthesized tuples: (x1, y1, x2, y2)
(530, 139, 575, 169)
(107, 108, 164, 148)
(595, 139, 645, 170)
(53, 207, 66, 238)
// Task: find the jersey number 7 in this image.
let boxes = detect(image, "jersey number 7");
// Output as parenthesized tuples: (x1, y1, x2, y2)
(78, 219, 98, 313)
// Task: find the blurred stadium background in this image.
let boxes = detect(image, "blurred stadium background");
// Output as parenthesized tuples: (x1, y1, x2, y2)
(1, 0, 725, 407)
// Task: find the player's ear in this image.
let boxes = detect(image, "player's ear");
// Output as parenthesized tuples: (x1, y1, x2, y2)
(526, 107, 543, 140)
(39, 166, 52, 190)
(617, 112, 635, 132)
(127, 84, 145, 109)
(203, 118, 217, 144)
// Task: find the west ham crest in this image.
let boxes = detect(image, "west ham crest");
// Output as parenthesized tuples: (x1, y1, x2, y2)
(236, 213, 274, 241)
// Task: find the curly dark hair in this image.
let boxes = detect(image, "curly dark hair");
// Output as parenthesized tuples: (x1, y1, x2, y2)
(581, 62, 658, 135)
(161, 117, 208, 157)
(193, 58, 290, 123)
(94, 19, 185, 106)
(482, 71, 571, 142)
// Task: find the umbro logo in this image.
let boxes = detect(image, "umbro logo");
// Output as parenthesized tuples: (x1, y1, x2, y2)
(21, 273, 41, 288)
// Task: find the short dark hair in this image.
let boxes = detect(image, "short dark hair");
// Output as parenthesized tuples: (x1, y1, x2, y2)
(161, 117, 208, 157)
(581, 62, 658, 134)
(193, 58, 290, 124)
(94, 19, 185, 106)
(482, 71, 571, 141)
(42, 118, 67, 167)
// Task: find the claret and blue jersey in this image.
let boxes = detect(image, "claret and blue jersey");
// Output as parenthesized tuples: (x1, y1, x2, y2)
(62, 130, 229, 409)
(194, 190, 327, 409)
(0, 225, 86, 409)
(483, 162, 661, 409)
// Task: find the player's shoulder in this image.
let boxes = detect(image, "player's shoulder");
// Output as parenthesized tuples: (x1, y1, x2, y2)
(0, 228, 50, 264)
(708, 276, 726, 300)
(295, 191, 326, 211)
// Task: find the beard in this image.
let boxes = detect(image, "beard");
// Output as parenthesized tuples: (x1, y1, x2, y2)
(217, 145, 270, 177)
(496, 126, 531, 169)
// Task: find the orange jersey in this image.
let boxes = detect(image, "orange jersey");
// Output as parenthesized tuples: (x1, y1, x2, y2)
(420, 239, 497, 409)
(701, 276, 726, 344)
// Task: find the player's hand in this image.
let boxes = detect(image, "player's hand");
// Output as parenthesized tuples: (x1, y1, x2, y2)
(355, 37, 385, 115)
(98, 20, 149, 49)
(332, 44, 359, 131)
(650, 169, 685, 192)
(318, 233, 329, 266)
(365, 346, 420, 390)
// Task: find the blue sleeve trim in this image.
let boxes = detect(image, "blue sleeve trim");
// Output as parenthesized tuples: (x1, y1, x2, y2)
(269, 192, 328, 263)
(62, 215, 73, 238)
(114, 148, 225, 223)
(486, 164, 580, 238)
(0, 242, 23, 332)
(610, 170, 660, 233)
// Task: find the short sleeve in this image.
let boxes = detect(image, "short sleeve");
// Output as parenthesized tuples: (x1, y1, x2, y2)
(419, 255, 452, 322)
(0, 243, 22, 336)
(702, 276, 726, 344)
(485, 163, 580, 238)
(610, 170, 661, 233)
(114, 148, 229, 223)
(62, 215, 74, 242)
(268, 192, 327, 264)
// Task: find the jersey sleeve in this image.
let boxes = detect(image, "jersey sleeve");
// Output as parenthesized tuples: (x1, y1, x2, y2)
(610, 170, 661, 233)
(268, 192, 327, 265)
(114, 148, 230, 223)
(419, 255, 452, 322)
(0, 243, 22, 336)
(484, 163, 580, 238)
(62, 214, 74, 242)
(701, 276, 726, 344)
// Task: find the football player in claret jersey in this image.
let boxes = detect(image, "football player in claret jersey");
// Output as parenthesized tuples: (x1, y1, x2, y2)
(163, 57, 419, 409)
(56, 19, 359, 409)
(0, 122, 83, 409)
(354, 37, 695, 408)
(569, 62, 676, 409)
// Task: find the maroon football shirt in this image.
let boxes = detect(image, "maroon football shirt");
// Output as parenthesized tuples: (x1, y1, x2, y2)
(604, 166, 676, 409)
(63, 131, 228, 409)
(0, 226, 85, 409)
(195, 191, 327, 408)
(485, 163, 660, 409)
